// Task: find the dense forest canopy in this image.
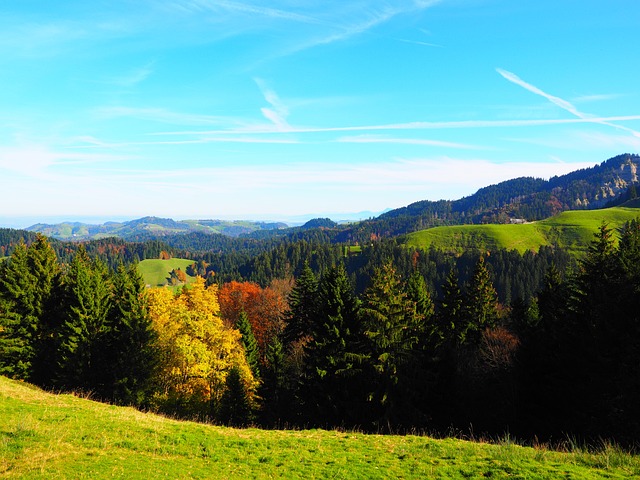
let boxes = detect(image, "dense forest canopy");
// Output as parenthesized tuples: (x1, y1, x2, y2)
(2, 153, 640, 445)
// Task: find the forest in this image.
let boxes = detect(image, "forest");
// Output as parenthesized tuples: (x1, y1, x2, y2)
(1, 216, 640, 447)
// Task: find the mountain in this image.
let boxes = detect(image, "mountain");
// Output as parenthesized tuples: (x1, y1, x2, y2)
(340, 153, 640, 240)
(23, 153, 640, 245)
(26, 216, 288, 240)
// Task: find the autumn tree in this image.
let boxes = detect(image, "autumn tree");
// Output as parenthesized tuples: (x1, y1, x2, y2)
(148, 278, 255, 418)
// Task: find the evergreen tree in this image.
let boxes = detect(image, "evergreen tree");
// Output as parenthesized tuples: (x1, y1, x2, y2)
(0, 296, 29, 379)
(260, 335, 288, 425)
(0, 242, 35, 379)
(463, 256, 499, 343)
(360, 262, 423, 429)
(437, 267, 464, 346)
(0, 235, 60, 383)
(302, 263, 363, 426)
(104, 263, 158, 406)
(219, 366, 253, 426)
(55, 246, 113, 393)
(236, 310, 260, 379)
(282, 262, 318, 348)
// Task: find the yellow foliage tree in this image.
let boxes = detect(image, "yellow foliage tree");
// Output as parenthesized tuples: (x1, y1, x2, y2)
(148, 277, 256, 417)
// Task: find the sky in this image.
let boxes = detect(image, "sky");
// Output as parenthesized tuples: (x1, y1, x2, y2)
(1, 0, 640, 227)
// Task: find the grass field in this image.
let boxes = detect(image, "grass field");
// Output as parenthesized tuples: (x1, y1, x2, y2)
(138, 258, 196, 288)
(1, 376, 639, 479)
(405, 207, 640, 255)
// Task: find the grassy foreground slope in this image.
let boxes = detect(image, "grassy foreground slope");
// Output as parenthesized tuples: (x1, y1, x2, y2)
(1, 377, 639, 479)
(138, 258, 196, 287)
(405, 207, 640, 255)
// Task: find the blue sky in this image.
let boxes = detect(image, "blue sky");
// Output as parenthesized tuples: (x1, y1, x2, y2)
(1, 0, 639, 226)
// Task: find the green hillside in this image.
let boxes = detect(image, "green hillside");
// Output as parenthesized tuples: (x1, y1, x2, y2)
(405, 207, 640, 255)
(138, 258, 196, 287)
(1, 376, 638, 479)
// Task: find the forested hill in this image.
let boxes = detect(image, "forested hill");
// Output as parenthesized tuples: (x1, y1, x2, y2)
(16, 153, 640, 247)
(345, 153, 639, 239)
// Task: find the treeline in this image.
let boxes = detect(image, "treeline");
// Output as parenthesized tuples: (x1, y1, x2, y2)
(2, 223, 639, 444)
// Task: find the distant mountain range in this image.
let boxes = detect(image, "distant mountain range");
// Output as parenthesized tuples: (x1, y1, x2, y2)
(23, 153, 640, 243)
(26, 217, 289, 241)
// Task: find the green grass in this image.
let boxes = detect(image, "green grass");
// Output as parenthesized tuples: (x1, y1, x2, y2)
(1, 377, 639, 479)
(138, 258, 196, 288)
(405, 207, 640, 255)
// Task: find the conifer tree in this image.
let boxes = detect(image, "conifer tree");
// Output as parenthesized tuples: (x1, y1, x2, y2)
(282, 262, 318, 348)
(0, 235, 60, 383)
(437, 267, 464, 346)
(260, 335, 288, 425)
(463, 256, 499, 343)
(55, 246, 113, 392)
(360, 262, 422, 428)
(104, 263, 157, 406)
(236, 310, 260, 379)
(218, 366, 253, 426)
(302, 263, 363, 426)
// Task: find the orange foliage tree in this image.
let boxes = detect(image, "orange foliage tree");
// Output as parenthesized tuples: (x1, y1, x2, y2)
(218, 279, 292, 360)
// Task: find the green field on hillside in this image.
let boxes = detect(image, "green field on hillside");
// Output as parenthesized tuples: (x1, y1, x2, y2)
(1, 376, 638, 479)
(138, 258, 196, 288)
(405, 207, 640, 255)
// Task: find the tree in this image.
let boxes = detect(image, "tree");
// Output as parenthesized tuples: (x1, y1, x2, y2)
(219, 366, 253, 426)
(0, 235, 60, 383)
(437, 267, 464, 346)
(54, 246, 113, 392)
(463, 256, 499, 343)
(104, 263, 158, 406)
(148, 278, 256, 418)
(236, 310, 260, 379)
(360, 262, 423, 429)
(302, 263, 363, 426)
(282, 262, 318, 348)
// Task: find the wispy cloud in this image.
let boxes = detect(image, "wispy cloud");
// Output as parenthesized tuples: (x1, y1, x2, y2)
(337, 134, 488, 150)
(497, 68, 640, 138)
(150, 115, 640, 137)
(110, 61, 155, 87)
(94, 106, 247, 127)
(254, 78, 291, 131)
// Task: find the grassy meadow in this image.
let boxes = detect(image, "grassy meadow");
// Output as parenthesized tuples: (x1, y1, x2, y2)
(405, 207, 640, 255)
(138, 258, 196, 288)
(1, 376, 639, 479)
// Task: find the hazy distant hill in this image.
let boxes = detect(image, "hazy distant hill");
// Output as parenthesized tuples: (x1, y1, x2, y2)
(26, 216, 288, 240)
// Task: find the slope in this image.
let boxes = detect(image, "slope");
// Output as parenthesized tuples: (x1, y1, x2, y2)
(405, 207, 640, 255)
(1, 376, 638, 478)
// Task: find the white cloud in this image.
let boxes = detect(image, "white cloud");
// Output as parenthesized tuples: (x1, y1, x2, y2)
(497, 68, 640, 138)
(337, 134, 489, 150)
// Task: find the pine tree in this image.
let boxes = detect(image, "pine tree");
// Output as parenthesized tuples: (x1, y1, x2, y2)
(437, 267, 464, 346)
(282, 262, 318, 348)
(236, 310, 260, 379)
(0, 235, 60, 383)
(463, 256, 499, 343)
(55, 246, 113, 392)
(219, 366, 253, 426)
(260, 335, 288, 425)
(360, 262, 423, 429)
(302, 263, 363, 426)
(104, 263, 158, 406)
